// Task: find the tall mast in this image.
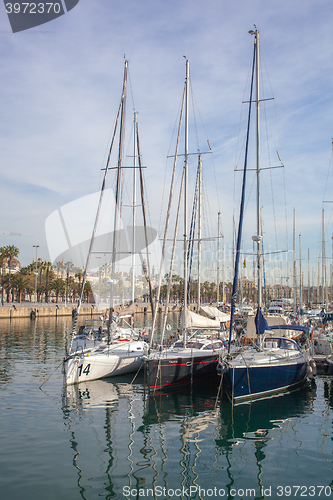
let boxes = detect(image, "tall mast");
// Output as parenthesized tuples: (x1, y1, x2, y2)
(293, 209, 297, 317)
(322, 208, 326, 309)
(299, 233, 302, 311)
(183, 59, 189, 330)
(228, 32, 256, 351)
(197, 153, 202, 312)
(109, 59, 128, 340)
(307, 248, 310, 306)
(217, 211, 221, 304)
(68, 61, 125, 346)
(131, 112, 137, 304)
(255, 28, 262, 311)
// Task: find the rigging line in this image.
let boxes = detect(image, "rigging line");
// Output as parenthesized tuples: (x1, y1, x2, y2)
(189, 80, 199, 152)
(189, 81, 221, 212)
(160, 168, 185, 343)
(261, 47, 289, 261)
(234, 57, 253, 172)
(261, 92, 279, 252)
(201, 172, 223, 238)
(150, 82, 186, 345)
(158, 91, 187, 236)
(233, 61, 253, 261)
(127, 65, 136, 113)
(228, 36, 256, 354)
(322, 140, 333, 203)
(69, 77, 124, 343)
(136, 118, 155, 319)
(187, 167, 199, 294)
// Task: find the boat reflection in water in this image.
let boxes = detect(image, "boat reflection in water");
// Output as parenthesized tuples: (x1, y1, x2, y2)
(62, 375, 317, 499)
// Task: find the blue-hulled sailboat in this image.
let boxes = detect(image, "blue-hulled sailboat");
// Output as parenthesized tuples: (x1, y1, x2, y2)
(218, 28, 310, 403)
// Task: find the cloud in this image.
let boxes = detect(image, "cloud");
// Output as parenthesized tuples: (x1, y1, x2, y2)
(0, 0, 332, 280)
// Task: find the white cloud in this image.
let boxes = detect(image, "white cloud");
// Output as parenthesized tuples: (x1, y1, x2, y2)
(0, 0, 332, 280)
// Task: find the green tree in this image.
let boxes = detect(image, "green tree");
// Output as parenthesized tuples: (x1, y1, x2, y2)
(84, 281, 93, 303)
(52, 278, 65, 303)
(64, 261, 74, 303)
(0, 247, 8, 305)
(45, 262, 54, 303)
(5, 245, 19, 302)
(12, 273, 29, 303)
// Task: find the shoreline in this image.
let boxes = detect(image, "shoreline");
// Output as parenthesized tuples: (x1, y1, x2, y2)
(0, 302, 187, 319)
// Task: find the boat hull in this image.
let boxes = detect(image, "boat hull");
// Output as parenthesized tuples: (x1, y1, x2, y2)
(147, 352, 219, 392)
(64, 341, 147, 385)
(223, 359, 308, 402)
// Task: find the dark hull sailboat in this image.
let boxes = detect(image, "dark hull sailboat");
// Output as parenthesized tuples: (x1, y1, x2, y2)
(220, 336, 309, 403)
(147, 344, 220, 392)
(218, 29, 311, 403)
(145, 60, 225, 392)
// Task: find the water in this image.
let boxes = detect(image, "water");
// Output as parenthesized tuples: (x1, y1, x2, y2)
(0, 316, 332, 500)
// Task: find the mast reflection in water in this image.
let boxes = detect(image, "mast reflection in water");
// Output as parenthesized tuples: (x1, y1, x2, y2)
(61, 374, 320, 499)
(1, 318, 332, 500)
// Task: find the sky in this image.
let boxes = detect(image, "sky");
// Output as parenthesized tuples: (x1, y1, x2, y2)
(0, 0, 333, 287)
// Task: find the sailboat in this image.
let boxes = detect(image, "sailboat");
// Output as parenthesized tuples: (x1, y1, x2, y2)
(63, 60, 150, 385)
(218, 29, 310, 403)
(145, 60, 225, 392)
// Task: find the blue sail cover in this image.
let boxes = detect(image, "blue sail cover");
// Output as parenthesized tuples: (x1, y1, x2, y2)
(269, 324, 310, 334)
(255, 307, 271, 335)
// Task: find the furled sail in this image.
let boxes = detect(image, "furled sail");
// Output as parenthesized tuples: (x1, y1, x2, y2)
(200, 306, 230, 323)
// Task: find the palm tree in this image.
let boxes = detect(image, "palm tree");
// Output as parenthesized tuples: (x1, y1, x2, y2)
(0, 247, 8, 305)
(52, 278, 65, 303)
(64, 261, 74, 303)
(12, 273, 29, 303)
(55, 261, 64, 278)
(75, 269, 84, 287)
(84, 281, 93, 303)
(5, 245, 19, 302)
(45, 262, 54, 303)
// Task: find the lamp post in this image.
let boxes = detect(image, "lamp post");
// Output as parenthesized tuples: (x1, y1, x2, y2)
(33, 245, 39, 303)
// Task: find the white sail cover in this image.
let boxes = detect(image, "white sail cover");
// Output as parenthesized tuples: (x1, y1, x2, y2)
(200, 306, 230, 323)
(185, 310, 221, 328)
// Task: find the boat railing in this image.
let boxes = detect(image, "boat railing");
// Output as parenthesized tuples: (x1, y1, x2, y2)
(71, 344, 85, 359)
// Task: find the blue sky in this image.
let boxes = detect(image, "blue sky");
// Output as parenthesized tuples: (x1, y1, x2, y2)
(0, 0, 333, 286)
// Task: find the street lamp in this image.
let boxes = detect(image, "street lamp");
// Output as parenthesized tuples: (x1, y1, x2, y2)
(33, 245, 39, 303)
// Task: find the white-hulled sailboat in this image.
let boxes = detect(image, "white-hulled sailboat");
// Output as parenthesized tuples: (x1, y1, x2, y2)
(64, 60, 150, 385)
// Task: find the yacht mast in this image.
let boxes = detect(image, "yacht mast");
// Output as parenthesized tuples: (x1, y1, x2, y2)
(228, 32, 256, 351)
(322, 208, 326, 309)
(293, 209, 297, 317)
(299, 233, 302, 312)
(197, 153, 202, 312)
(109, 59, 128, 341)
(182, 59, 189, 331)
(217, 211, 221, 304)
(255, 28, 262, 311)
(131, 112, 138, 304)
(68, 61, 125, 346)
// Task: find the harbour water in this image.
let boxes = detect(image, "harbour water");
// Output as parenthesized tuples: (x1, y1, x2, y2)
(0, 316, 332, 500)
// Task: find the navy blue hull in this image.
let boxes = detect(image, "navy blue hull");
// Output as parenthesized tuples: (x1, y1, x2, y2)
(147, 354, 219, 391)
(224, 361, 308, 401)
(324, 359, 333, 375)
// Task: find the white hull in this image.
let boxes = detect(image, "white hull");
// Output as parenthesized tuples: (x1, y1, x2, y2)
(64, 341, 147, 385)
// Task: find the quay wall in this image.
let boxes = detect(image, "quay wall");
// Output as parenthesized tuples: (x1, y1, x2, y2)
(0, 303, 188, 320)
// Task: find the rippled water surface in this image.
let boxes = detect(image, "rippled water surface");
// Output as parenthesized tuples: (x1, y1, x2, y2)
(0, 316, 332, 500)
